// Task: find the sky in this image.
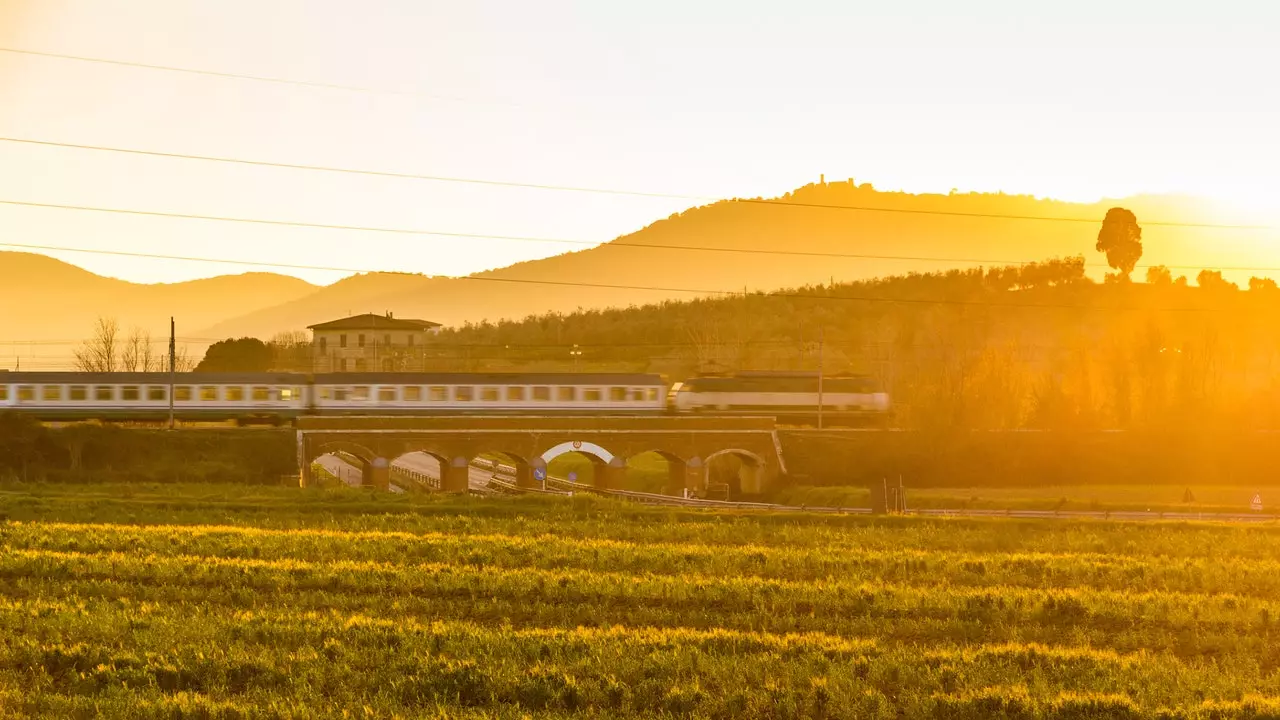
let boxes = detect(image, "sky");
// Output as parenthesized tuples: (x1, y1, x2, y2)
(1, 0, 1278, 285)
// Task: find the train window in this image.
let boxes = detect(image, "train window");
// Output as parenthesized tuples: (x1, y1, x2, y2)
(0, 386, 7, 401)
(42, 386, 62, 401)
(584, 388, 603, 402)
(18, 386, 34, 401)
(609, 387, 627, 402)
(455, 386, 474, 401)
(279, 388, 294, 401)
(378, 387, 397, 402)
(507, 386, 526, 401)
(122, 386, 141, 401)
(225, 386, 244, 402)
(428, 386, 448, 402)
(251, 386, 270, 401)
(148, 386, 167, 402)
(403, 386, 422, 402)
(532, 386, 551, 401)
(95, 386, 114, 401)
(200, 386, 219, 401)
(352, 386, 370, 401)
(333, 388, 349, 401)
(480, 387, 500, 401)
(647, 388, 660, 402)
(175, 386, 193, 401)
(557, 386, 576, 402)
(69, 386, 87, 401)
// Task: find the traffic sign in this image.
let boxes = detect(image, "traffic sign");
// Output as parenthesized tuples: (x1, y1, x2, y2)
(1252, 493, 1264, 511)
(533, 467, 546, 481)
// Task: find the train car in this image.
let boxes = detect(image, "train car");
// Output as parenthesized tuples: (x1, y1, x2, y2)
(0, 372, 308, 422)
(309, 373, 667, 414)
(671, 371, 890, 422)
(0, 371, 668, 421)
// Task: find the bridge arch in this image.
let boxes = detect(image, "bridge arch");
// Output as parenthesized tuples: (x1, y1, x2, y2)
(389, 450, 448, 491)
(704, 448, 768, 497)
(540, 441, 615, 465)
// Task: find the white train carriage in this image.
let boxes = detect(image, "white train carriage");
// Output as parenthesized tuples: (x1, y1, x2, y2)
(309, 373, 667, 414)
(0, 372, 308, 421)
(672, 371, 890, 419)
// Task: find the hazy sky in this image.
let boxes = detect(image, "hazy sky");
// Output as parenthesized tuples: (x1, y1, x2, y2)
(1, 0, 1277, 284)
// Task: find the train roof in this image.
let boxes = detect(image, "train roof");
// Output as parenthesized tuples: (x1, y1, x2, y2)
(0, 371, 667, 385)
(313, 372, 665, 385)
(0, 372, 307, 383)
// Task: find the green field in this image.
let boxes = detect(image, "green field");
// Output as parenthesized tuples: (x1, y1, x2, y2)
(4, 483, 1280, 718)
(778, 484, 1275, 514)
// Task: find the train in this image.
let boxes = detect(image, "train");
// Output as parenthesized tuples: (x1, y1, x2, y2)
(0, 370, 890, 425)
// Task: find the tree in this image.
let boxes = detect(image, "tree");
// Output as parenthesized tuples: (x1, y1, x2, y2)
(194, 337, 272, 372)
(1249, 276, 1278, 292)
(1096, 208, 1143, 280)
(73, 317, 120, 372)
(120, 328, 159, 372)
(1145, 266, 1173, 286)
(1197, 269, 1238, 292)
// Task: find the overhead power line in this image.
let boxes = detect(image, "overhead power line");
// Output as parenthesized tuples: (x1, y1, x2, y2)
(3, 198, 1276, 272)
(0, 240, 1253, 314)
(1, 136, 1272, 231)
(0, 47, 508, 106)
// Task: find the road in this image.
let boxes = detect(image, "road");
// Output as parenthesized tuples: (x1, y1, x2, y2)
(313, 455, 405, 493)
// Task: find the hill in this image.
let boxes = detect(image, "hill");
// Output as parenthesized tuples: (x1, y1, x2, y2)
(202, 182, 1259, 337)
(0, 252, 315, 366)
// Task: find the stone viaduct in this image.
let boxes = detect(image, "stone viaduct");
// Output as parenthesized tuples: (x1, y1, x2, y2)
(297, 415, 786, 495)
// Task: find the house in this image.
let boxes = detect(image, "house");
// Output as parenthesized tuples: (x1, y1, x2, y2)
(307, 313, 442, 372)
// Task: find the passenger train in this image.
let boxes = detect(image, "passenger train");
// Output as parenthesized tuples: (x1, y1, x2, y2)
(0, 371, 890, 425)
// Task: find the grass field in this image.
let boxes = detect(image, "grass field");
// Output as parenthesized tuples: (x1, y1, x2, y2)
(4, 483, 1280, 718)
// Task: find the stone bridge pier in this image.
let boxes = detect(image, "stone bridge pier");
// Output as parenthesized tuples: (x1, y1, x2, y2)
(296, 416, 786, 497)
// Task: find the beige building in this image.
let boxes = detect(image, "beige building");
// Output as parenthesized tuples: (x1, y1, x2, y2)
(308, 313, 441, 372)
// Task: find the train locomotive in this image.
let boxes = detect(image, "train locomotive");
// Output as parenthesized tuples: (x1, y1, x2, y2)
(0, 370, 890, 425)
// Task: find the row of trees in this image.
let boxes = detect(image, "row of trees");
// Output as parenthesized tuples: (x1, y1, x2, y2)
(73, 318, 194, 372)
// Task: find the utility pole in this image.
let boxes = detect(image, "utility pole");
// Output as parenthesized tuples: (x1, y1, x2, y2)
(168, 317, 176, 430)
(817, 327, 825, 430)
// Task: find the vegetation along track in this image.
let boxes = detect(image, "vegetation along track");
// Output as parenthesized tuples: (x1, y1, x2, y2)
(3, 482, 1280, 718)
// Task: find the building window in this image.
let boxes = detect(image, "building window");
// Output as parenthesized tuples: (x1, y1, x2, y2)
(69, 386, 87, 401)
(122, 386, 141, 401)
(507, 386, 526, 401)
(378, 387, 397, 402)
(94, 386, 114, 401)
(175, 386, 193, 401)
(382, 358, 394, 372)
(252, 386, 270, 401)
(428, 386, 447, 401)
(42, 386, 62, 401)
(339, 334, 347, 349)
(609, 387, 627, 402)
(148, 386, 167, 402)
(358, 334, 366, 348)
(17, 386, 34, 401)
(481, 387, 500, 401)
(404, 386, 422, 401)
(532, 386, 551, 401)
(354, 358, 367, 372)
(225, 386, 244, 402)
(319, 337, 327, 352)
(584, 388, 603, 402)
(339, 358, 348, 372)
(557, 386, 576, 402)
(455, 386, 474, 402)
(200, 386, 219, 401)
(408, 335, 415, 347)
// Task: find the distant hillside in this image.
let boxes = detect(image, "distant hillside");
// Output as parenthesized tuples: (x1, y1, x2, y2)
(203, 182, 1254, 338)
(0, 252, 315, 363)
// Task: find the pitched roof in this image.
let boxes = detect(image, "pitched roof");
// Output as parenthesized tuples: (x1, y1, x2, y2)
(306, 313, 441, 331)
